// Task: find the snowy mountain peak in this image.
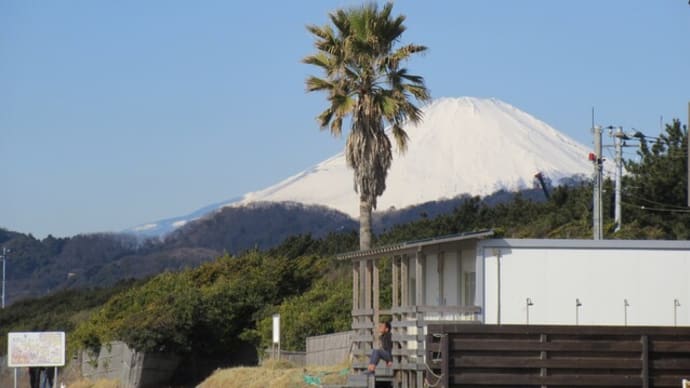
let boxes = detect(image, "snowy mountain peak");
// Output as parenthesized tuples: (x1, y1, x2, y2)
(231, 96, 600, 217)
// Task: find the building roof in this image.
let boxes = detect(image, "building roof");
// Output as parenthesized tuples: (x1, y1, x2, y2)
(336, 230, 494, 261)
(478, 238, 690, 251)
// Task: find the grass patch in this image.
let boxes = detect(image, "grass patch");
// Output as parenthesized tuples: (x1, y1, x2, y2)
(198, 360, 350, 388)
(68, 379, 120, 388)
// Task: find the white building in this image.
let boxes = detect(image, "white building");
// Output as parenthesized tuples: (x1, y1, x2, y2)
(478, 238, 690, 326)
(343, 232, 690, 386)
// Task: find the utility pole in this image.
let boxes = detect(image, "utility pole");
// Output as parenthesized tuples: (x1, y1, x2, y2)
(687, 101, 689, 207)
(1, 247, 7, 309)
(592, 126, 603, 240)
(614, 127, 624, 232)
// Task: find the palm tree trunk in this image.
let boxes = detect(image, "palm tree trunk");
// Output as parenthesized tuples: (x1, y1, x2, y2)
(359, 198, 373, 250)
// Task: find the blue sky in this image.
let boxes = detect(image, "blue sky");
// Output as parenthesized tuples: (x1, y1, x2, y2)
(1, 1, 689, 238)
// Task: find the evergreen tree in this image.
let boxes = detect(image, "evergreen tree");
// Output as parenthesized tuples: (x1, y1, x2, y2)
(623, 119, 690, 238)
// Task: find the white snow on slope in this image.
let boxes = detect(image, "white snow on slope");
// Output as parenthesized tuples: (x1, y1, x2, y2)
(231, 97, 605, 217)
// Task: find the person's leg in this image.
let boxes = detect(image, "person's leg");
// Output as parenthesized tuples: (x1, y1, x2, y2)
(368, 349, 384, 372)
(382, 350, 393, 366)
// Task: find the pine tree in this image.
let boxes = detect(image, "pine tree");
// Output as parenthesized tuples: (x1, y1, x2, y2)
(623, 119, 690, 238)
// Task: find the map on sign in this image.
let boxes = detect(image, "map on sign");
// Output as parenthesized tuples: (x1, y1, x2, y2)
(7, 332, 65, 367)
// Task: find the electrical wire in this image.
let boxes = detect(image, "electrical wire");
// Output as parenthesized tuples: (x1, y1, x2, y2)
(621, 201, 690, 213)
(623, 193, 690, 210)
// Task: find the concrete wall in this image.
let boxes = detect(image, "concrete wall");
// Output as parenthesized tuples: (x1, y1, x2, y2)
(81, 341, 179, 388)
(478, 239, 690, 326)
(306, 331, 353, 366)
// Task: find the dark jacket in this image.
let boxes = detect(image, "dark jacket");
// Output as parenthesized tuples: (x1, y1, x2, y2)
(381, 331, 392, 353)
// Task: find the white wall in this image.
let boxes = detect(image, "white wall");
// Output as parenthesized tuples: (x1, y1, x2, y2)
(480, 241, 690, 326)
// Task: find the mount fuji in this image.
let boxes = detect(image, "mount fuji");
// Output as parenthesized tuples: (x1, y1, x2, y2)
(128, 97, 604, 237)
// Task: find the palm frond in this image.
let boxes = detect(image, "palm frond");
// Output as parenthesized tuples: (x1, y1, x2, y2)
(402, 83, 430, 102)
(305, 76, 333, 93)
(305, 24, 332, 41)
(317, 108, 334, 130)
(390, 124, 409, 153)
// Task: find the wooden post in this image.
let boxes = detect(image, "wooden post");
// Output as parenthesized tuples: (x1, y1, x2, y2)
(540, 334, 547, 388)
(360, 260, 367, 311)
(641, 335, 649, 388)
(359, 259, 367, 357)
(438, 251, 444, 306)
(457, 249, 463, 307)
(353, 261, 359, 312)
(416, 370, 424, 387)
(365, 259, 373, 354)
(441, 334, 450, 388)
(415, 250, 424, 307)
(415, 249, 425, 370)
(392, 256, 400, 308)
(401, 255, 409, 307)
(365, 260, 372, 311)
(373, 257, 379, 326)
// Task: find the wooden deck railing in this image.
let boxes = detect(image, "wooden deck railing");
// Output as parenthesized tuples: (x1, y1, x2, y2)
(350, 305, 481, 369)
(426, 323, 690, 388)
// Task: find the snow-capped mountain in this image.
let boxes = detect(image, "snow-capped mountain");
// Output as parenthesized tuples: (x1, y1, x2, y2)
(232, 97, 604, 215)
(128, 97, 606, 236)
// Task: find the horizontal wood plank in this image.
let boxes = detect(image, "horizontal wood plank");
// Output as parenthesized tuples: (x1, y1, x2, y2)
(652, 358, 690, 369)
(454, 356, 642, 370)
(651, 340, 690, 353)
(452, 373, 642, 386)
(451, 339, 642, 352)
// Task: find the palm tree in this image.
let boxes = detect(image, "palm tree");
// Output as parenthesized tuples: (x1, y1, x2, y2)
(304, 2, 430, 250)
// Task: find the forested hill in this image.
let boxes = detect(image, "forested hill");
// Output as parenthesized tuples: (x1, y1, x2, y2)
(0, 202, 357, 304)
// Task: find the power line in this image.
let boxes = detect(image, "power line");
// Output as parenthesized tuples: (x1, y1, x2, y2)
(624, 193, 690, 210)
(621, 201, 690, 214)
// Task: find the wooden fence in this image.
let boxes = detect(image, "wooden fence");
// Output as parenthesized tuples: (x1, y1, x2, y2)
(306, 331, 353, 366)
(426, 324, 690, 388)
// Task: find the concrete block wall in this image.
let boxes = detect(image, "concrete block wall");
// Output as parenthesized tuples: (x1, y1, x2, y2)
(81, 341, 179, 388)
